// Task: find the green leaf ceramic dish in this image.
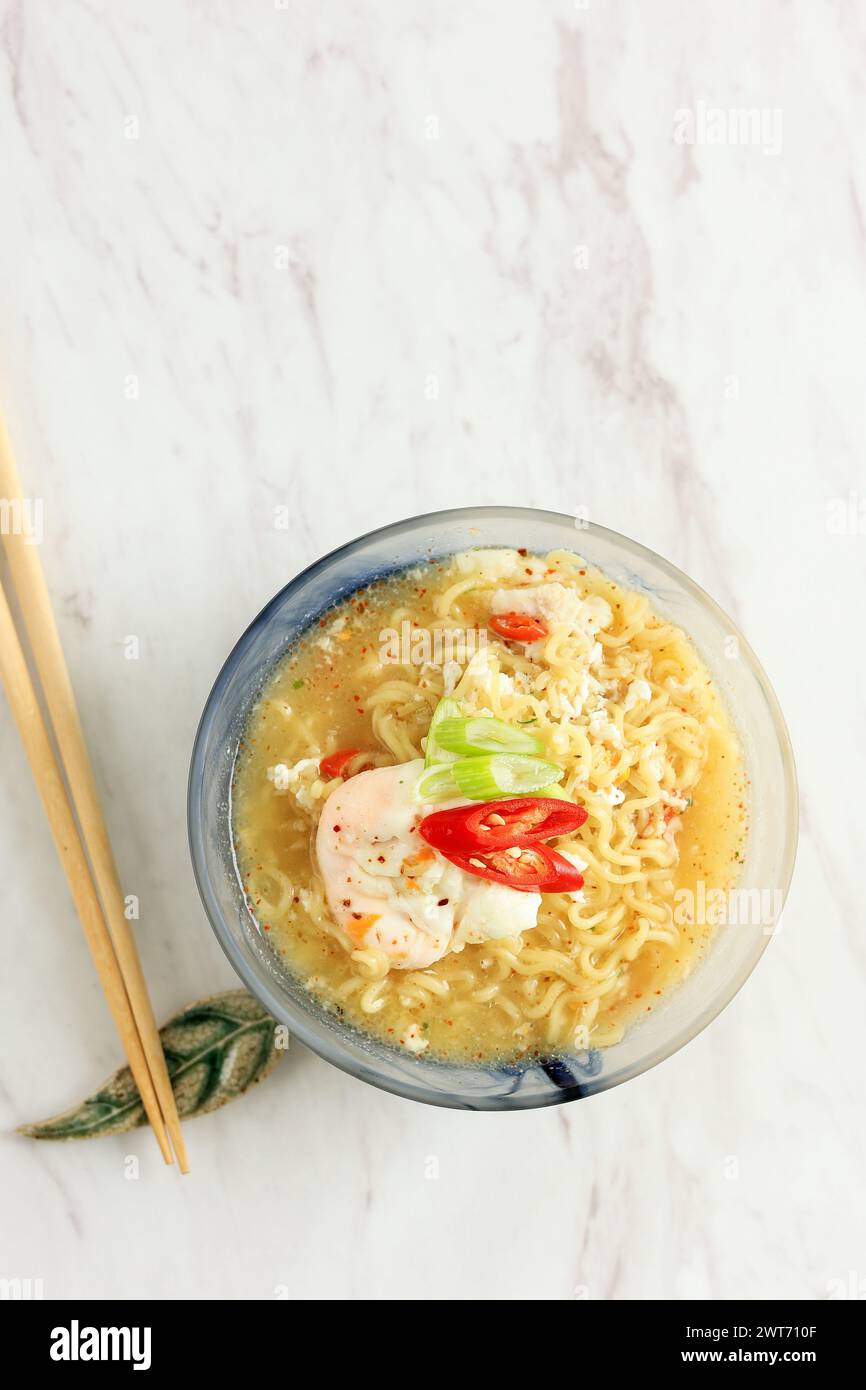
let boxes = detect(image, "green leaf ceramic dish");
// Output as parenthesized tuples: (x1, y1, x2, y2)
(19, 990, 285, 1141)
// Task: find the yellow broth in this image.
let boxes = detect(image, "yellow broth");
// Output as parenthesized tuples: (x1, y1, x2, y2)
(232, 551, 747, 1063)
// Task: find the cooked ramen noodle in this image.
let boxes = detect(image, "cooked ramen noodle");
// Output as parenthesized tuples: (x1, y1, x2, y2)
(232, 548, 747, 1062)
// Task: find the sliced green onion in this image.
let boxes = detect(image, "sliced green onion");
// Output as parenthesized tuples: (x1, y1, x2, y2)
(423, 696, 462, 768)
(535, 782, 572, 801)
(451, 754, 564, 799)
(414, 763, 460, 802)
(435, 716, 544, 758)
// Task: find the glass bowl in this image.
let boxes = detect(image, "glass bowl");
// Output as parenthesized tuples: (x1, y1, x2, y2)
(188, 507, 798, 1109)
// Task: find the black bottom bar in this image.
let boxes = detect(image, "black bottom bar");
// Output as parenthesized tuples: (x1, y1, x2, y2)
(0, 1298, 858, 1372)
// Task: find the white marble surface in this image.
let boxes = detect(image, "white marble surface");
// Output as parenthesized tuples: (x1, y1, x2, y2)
(1, 0, 864, 1301)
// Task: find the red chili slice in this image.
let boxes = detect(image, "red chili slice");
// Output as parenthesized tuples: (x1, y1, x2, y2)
(443, 843, 584, 894)
(419, 797, 587, 855)
(319, 748, 369, 780)
(489, 612, 548, 643)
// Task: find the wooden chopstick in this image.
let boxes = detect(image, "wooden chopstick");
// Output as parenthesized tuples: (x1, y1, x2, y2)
(0, 417, 188, 1172)
(0, 576, 173, 1161)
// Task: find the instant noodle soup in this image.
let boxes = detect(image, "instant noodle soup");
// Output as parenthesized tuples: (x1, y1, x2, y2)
(233, 548, 747, 1063)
